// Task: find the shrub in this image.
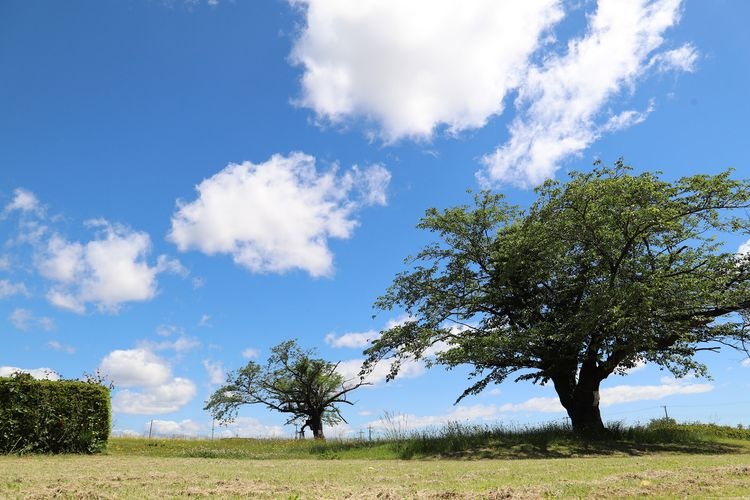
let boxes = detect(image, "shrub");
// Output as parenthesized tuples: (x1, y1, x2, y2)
(0, 372, 110, 454)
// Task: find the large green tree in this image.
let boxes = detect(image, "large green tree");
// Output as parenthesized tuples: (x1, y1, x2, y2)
(364, 161, 750, 433)
(206, 340, 367, 439)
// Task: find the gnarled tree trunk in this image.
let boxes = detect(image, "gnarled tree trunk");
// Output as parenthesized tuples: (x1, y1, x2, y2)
(552, 364, 606, 435)
(565, 386, 604, 434)
(309, 413, 325, 440)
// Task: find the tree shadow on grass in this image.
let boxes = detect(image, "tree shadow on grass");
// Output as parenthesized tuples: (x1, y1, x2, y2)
(393, 436, 747, 460)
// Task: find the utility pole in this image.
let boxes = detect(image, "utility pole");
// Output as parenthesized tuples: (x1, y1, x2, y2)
(368, 425, 373, 441)
(148, 419, 153, 439)
(211, 418, 215, 441)
(661, 405, 669, 419)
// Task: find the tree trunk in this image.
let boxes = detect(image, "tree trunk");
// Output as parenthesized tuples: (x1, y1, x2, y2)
(565, 387, 605, 435)
(552, 364, 606, 436)
(309, 414, 325, 440)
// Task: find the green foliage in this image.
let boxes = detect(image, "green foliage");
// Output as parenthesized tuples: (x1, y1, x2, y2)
(0, 373, 110, 454)
(365, 161, 750, 431)
(205, 340, 367, 439)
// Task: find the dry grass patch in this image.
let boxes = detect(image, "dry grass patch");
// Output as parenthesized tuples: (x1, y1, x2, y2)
(1, 453, 749, 498)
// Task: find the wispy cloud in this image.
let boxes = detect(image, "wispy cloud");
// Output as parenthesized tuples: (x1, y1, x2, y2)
(241, 347, 260, 359)
(325, 330, 377, 349)
(481, 0, 690, 187)
(3, 188, 43, 217)
(10, 308, 55, 332)
(202, 359, 225, 385)
(47, 340, 75, 354)
(0, 280, 29, 300)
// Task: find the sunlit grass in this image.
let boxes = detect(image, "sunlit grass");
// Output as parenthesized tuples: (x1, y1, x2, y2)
(2, 421, 749, 497)
(106, 419, 750, 461)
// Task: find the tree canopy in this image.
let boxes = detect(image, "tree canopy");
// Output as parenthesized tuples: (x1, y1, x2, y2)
(364, 161, 750, 433)
(205, 340, 367, 439)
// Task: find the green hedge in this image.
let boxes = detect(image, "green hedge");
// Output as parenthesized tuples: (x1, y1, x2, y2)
(0, 373, 110, 454)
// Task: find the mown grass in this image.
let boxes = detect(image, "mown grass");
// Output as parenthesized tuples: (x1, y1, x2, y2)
(1, 451, 749, 498)
(106, 419, 750, 461)
(1, 421, 749, 498)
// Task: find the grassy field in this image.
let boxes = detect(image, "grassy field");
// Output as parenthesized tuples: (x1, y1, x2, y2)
(1, 422, 749, 498)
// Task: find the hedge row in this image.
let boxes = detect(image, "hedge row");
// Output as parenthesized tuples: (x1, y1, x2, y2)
(0, 373, 110, 454)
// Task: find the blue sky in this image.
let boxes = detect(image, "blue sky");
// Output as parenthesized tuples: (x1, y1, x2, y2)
(1, 0, 749, 438)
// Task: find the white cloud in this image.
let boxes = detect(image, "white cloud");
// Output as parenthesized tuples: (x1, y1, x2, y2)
(37, 222, 183, 313)
(10, 308, 55, 332)
(47, 340, 76, 354)
(37, 235, 84, 284)
(336, 357, 426, 385)
(324, 422, 354, 439)
(481, 0, 689, 187)
(3, 188, 42, 216)
(138, 336, 201, 353)
(155, 324, 184, 337)
(291, 1, 692, 187)
(0, 256, 10, 271)
(742, 358, 750, 368)
(148, 419, 203, 437)
(9, 308, 32, 330)
(499, 397, 565, 414)
(368, 403, 501, 431)
(112, 428, 142, 438)
(353, 164, 391, 206)
(99, 348, 172, 388)
(648, 43, 698, 73)
(327, 315, 414, 349)
(242, 347, 260, 359)
(101, 347, 198, 415)
(37, 316, 55, 331)
(218, 417, 285, 438)
(0, 279, 29, 299)
(738, 239, 750, 256)
(325, 330, 377, 348)
(599, 377, 713, 406)
(0, 366, 60, 380)
(291, 0, 564, 141)
(334, 317, 450, 384)
(365, 378, 715, 430)
(601, 101, 655, 134)
(202, 359, 225, 385)
(169, 153, 390, 277)
(155, 255, 189, 277)
(112, 377, 197, 415)
(497, 378, 714, 413)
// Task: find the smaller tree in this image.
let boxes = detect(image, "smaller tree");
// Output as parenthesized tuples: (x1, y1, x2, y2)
(205, 340, 368, 439)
